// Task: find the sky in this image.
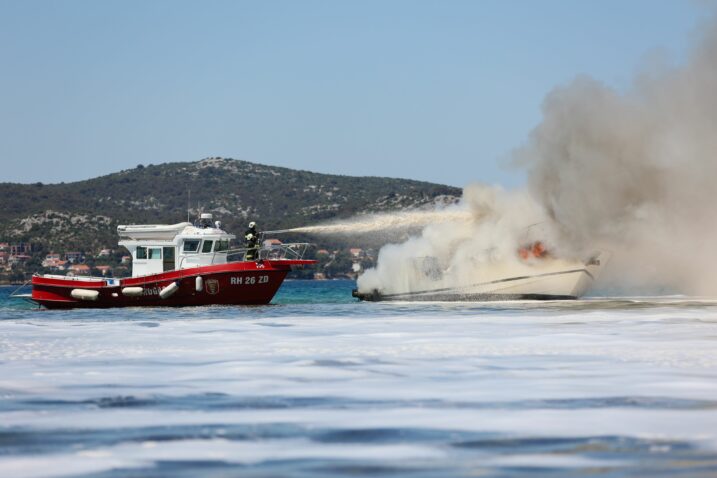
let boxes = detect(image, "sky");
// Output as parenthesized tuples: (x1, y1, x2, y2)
(0, 0, 710, 187)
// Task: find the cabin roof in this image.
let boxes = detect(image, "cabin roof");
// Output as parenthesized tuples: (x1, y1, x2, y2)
(117, 223, 235, 245)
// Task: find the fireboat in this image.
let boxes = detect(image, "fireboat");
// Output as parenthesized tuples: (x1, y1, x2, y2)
(21, 214, 315, 309)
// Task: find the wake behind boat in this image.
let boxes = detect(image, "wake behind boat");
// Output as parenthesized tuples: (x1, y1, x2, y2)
(24, 214, 315, 309)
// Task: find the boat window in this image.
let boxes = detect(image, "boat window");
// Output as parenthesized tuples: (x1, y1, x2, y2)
(148, 247, 162, 259)
(202, 240, 214, 253)
(215, 240, 229, 252)
(183, 239, 200, 253)
(136, 246, 147, 259)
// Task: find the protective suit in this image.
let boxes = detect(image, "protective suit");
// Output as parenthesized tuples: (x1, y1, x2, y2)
(245, 222, 259, 261)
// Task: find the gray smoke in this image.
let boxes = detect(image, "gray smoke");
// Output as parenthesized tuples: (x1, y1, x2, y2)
(354, 14, 717, 296)
(515, 14, 717, 294)
(356, 185, 561, 295)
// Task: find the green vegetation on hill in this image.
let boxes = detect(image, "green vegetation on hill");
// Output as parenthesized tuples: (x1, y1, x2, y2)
(0, 157, 461, 280)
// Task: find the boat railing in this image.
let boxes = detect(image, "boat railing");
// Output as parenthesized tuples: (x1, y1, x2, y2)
(9, 279, 33, 300)
(260, 242, 311, 261)
(36, 274, 107, 282)
(226, 242, 311, 263)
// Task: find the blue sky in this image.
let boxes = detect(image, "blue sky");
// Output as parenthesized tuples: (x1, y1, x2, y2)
(0, 0, 709, 187)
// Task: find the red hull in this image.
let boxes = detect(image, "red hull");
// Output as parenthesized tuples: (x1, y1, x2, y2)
(30, 260, 314, 309)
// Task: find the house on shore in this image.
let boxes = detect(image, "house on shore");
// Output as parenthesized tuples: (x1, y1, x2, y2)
(65, 252, 84, 263)
(68, 264, 91, 276)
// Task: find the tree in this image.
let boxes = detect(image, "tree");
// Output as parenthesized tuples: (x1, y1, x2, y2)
(324, 250, 353, 278)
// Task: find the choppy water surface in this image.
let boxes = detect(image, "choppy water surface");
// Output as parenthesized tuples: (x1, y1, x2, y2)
(2, 281, 717, 477)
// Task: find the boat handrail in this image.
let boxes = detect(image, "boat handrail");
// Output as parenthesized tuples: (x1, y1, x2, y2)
(259, 242, 311, 261)
(224, 242, 312, 263)
(36, 274, 107, 282)
(9, 279, 32, 298)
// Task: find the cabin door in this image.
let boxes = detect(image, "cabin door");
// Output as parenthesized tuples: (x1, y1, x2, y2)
(163, 247, 175, 272)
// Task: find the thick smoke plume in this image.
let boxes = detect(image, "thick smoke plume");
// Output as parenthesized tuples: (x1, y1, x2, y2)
(355, 14, 717, 296)
(516, 14, 717, 294)
(357, 186, 566, 295)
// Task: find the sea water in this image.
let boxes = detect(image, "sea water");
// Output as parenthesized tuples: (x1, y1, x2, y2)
(1, 282, 717, 477)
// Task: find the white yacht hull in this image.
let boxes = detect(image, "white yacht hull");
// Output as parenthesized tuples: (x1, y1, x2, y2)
(353, 254, 605, 302)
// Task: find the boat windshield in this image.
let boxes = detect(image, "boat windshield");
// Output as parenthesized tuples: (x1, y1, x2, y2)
(183, 239, 200, 253)
(201, 240, 214, 253)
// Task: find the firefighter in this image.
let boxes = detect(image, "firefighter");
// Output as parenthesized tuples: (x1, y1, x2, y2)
(245, 221, 259, 261)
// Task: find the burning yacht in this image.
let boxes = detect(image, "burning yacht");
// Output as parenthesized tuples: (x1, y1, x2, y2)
(353, 243, 607, 301)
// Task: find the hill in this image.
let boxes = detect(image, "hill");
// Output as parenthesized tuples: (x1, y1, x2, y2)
(0, 157, 461, 280)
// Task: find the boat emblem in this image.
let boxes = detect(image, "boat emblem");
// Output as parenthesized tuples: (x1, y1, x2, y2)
(205, 279, 220, 295)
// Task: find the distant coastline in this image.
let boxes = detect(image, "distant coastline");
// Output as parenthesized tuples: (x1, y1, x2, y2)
(0, 157, 460, 284)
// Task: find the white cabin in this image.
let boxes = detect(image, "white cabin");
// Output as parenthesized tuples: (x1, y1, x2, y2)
(117, 214, 236, 277)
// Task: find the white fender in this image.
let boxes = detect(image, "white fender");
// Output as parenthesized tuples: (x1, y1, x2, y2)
(195, 276, 203, 292)
(159, 281, 179, 299)
(70, 289, 99, 301)
(122, 287, 144, 297)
